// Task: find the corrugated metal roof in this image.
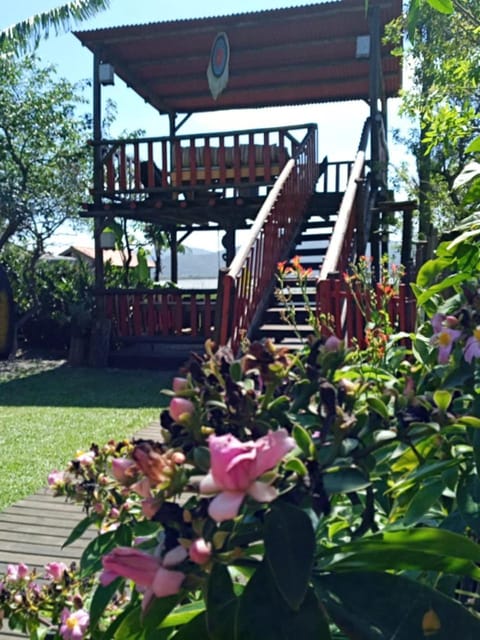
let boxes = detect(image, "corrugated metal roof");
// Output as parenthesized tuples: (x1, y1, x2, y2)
(74, 0, 402, 115)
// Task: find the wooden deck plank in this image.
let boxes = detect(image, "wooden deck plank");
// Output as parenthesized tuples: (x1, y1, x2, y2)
(0, 421, 161, 638)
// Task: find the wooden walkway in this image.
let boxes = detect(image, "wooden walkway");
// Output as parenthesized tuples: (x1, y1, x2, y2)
(0, 421, 161, 638)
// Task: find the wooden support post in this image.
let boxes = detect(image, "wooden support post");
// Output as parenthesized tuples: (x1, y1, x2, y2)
(170, 228, 178, 284)
(89, 52, 111, 368)
(222, 228, 236, 267)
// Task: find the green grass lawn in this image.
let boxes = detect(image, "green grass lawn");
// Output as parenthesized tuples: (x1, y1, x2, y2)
(0, 360, 176, 510)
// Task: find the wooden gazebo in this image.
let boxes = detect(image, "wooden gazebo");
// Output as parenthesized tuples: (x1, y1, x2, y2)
(74, 0, 411, 365)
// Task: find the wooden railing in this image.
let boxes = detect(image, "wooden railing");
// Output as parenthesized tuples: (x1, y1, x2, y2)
(315, 116, 414, 341)
(90, 124, 315, 202)
(102, 289, 216, 341)
(318, 118, 372, 281)
(216, 125, 319, 353)
(316, 278, 416, 347)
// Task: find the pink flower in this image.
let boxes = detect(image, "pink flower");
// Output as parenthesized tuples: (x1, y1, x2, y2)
(464, 327, 480, 363)
(141, 497, 162, 519)
(169, 397, 194, 422)
(60, 608, 89, 640)
(111, 458, 138, 484)
(430, 313, 462, 364)
(75, 451, 95, 466)
(100, 546, 186, 608)
(189, 538, 212, 565)
(48, 470, 65, 487)
(45, 562, 68, 581)
(7, 563, 29, 581)
(172, 377, 188, 392)
(199, 429, 295, 522)
(324, 335, 343, 352)
(131, 476, 153, 499)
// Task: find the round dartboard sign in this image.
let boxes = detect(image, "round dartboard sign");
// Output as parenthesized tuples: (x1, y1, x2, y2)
(207, 32, 230, 100)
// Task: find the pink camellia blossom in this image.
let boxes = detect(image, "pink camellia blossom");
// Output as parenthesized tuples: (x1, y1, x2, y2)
(199, 429, 295, 522)
(100, 546, 186, 609)
(7, 563, 29, 581)
(169, 397, 195, 422)
(59, 607, 89, 640)
(189, 538, 212, 565)
(464, 327, 480, 364)
(172, 377, 188, 393)
(111, 458, 138, 484)
(430, 313, 462, 364)
(45, 562, 68, 581)
(48, 470, 65, 487)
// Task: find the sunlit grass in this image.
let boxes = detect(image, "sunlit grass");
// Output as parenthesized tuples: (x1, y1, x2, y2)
(0, 362, 175, 510)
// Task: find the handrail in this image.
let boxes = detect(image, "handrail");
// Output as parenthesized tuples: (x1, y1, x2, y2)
(216, 125, 319, 352)
(227, 159, 295, 278)
(90, 123, 316, 148)
(319, 118, 371, 280)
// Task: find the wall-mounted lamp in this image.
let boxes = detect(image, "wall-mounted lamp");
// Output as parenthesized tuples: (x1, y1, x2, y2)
(355, 35, 371, 59)
(99, 62, 115, 86)
(100, 228, 116, 249)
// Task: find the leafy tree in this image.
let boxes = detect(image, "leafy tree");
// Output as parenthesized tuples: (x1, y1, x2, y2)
(388, 0, 480, 255)
(3, 243, 94, 350)
(0, 0, 110, 52)
(0, 51, 91, 330)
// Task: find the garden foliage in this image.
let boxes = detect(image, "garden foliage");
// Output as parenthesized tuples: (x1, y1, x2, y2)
(3, 233, 480, 638)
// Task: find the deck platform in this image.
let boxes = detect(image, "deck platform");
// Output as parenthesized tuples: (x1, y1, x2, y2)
(0, 420, 161, 638)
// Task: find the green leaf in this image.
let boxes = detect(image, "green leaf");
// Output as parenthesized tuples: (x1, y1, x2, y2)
(170, 611, 208, 639)
(89, 578, 123, 631)
(265, 502, 316, 610)
(80, 530, 117, 576)
(160, 601, 206, 628)
(193, 446, 211, 473)
(292, 423, 315, 458)
(366, 396, 390, 419)
(466, 136, 480, 154)
(143, 595, 179, 633)
(235, 562, 331, 640)
(316, 528, 480, 579)
(403, 478, 444, 526)
(415, 257, 450, 288)
(315, 571, 480, 640)
(229, 361, 243, 382)
(433, 389, 452, 413)
(323, 467, 371, 495)
(389, 459, 458, 493)
(416, 273, 469, 305)
(458, 416, 480, 429)
(457, 473, 480, 536)
(61, 515, 94, 548)
(284, 457, 308, 476)
(113, 604, 145, 640)
(427, 0, 453, 13)
(206, 564, 238, 639)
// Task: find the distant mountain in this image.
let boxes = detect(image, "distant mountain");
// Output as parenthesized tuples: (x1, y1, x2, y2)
(159, 247, 227, 279)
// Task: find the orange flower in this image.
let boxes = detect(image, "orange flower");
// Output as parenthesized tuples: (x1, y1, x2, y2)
(291, 255, 301, 269)
(277, 260, 287, 274)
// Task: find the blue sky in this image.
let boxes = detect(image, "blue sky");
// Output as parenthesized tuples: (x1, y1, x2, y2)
(3, 1, 410, 252)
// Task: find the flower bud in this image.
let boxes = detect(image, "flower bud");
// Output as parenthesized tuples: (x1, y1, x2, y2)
(189, 538, 212, 565)
(172, 377, 188, 393)
(169, 398, 194, 422)
(111, 458, 138, 484)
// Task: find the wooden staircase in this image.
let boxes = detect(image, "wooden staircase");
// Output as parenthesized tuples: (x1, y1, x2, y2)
(253, 191, 343, 346)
